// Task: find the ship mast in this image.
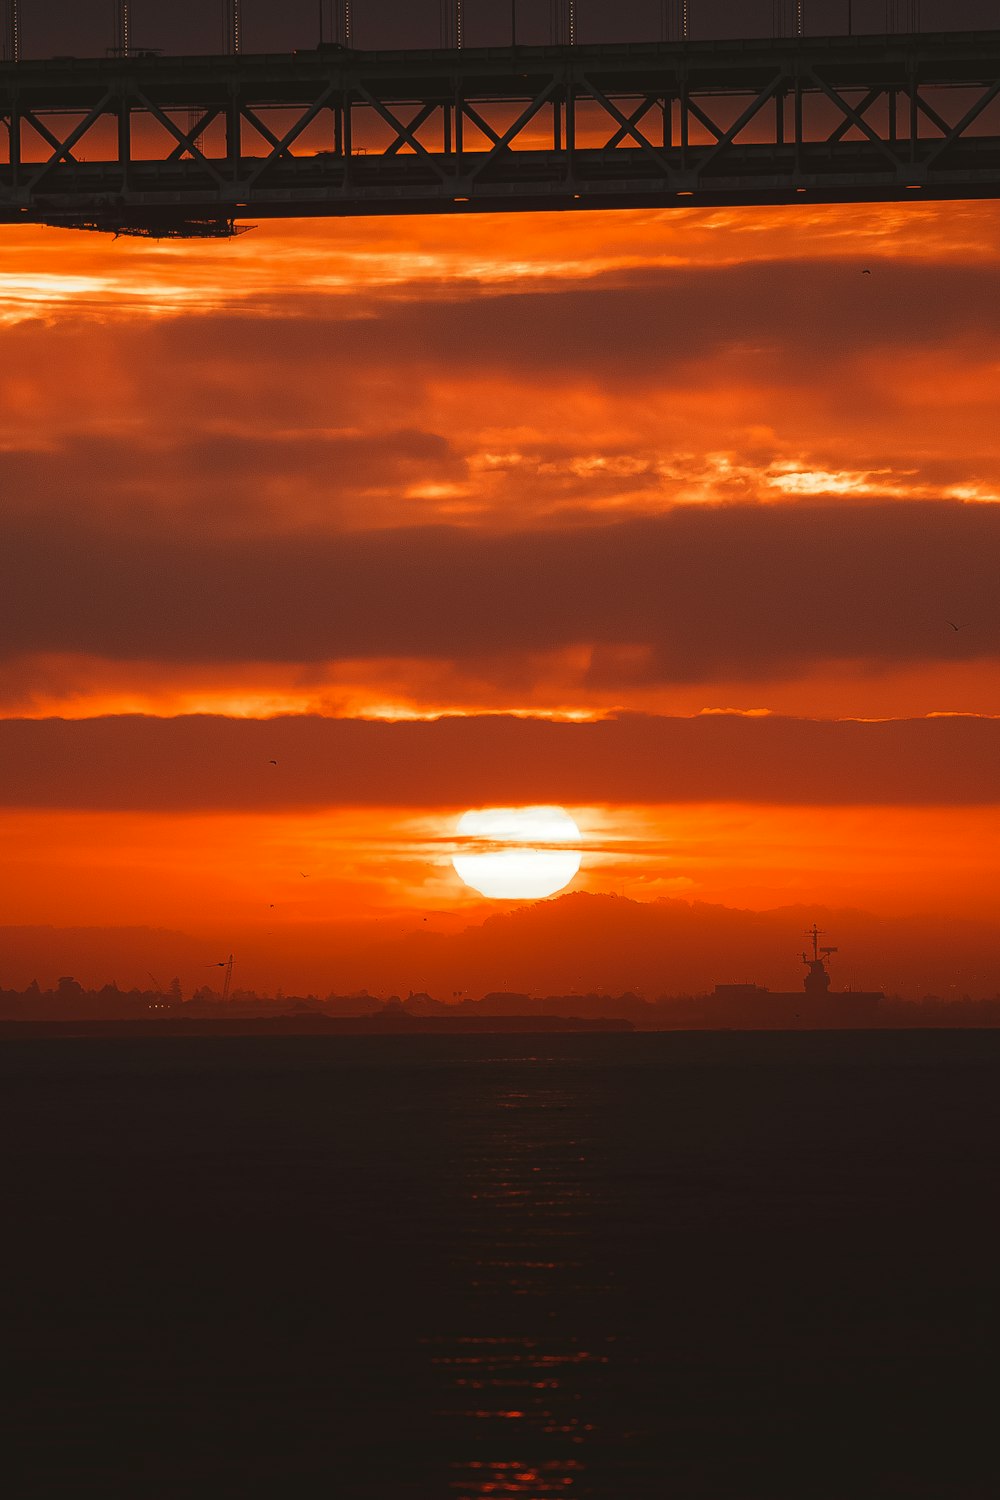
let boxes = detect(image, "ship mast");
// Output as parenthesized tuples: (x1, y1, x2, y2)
(802, 924, 837, 995)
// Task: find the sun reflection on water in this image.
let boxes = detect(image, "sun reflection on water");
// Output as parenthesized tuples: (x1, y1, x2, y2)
(448, 1458, 586, 1496)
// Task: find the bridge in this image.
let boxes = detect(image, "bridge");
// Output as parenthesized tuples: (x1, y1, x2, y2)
(2, 30, 1000, 237)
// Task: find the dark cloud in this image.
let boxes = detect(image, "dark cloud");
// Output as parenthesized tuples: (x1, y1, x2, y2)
(0, 428, 462, 528)
(6, 256, 1000, 547)
(3, 503, 998, 680)
(5, 258, 1000, 537)
(2, 711, 999, 810)
(148, 259, 1000, 385)
(9, 259, 1000, 407)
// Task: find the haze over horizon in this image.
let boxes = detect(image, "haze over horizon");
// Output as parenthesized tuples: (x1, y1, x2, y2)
(5, 892, 1000, 1001)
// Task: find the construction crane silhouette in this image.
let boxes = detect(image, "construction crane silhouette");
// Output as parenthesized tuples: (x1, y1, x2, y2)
(207, 954, 234, 1000)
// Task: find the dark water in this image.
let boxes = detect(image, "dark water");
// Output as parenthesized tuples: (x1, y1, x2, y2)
(3, 1032, 999, 1498)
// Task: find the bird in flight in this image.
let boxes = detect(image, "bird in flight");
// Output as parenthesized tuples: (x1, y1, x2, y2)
(862, 268, 871, 275)
(269, 759, 278, 766)
(947, 620, 968, 632)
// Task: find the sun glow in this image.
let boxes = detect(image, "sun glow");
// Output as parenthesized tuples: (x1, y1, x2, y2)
(452, 806, 582, 900)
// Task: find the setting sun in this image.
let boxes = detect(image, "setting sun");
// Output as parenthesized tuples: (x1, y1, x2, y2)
(452, 806, 582, 899)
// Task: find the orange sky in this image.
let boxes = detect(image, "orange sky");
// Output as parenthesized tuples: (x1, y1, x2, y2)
(3, 200, 1000, 995)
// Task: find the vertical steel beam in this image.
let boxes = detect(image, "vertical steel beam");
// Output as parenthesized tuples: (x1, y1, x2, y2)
(226, 77, 240, 181)
(679, 71, 688, 169)
(342, 80, 352, 160)
(565, 61, 575, 177)
(118, 85, 131, 191)
(3, 1, 19, 194)
(794, 66, 802, 174)
(7, 83, 19, 191)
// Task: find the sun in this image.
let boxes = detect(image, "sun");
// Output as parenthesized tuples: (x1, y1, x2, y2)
(452, 806, 582, 900)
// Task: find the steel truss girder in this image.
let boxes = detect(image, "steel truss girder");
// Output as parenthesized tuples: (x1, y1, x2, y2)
(3, 32, 1000, 233)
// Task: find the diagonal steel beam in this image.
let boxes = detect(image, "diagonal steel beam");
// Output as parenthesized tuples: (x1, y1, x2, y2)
(579, 75, 673, 176)
(825, 86, 882, 145)
(459, 101, 505, 149)
(465, 78, 560, 183)
(806, 69, 902, 169)
(165, 108, 220, 163)
(22, 109, 78, 160)
(913, 92, 952, 138)
(26, 92, 114, 190)
(135, 89, 228, 185)
(384, 100, 437, 156)
(239, 105, 294, 159)
(693, 75, 783, 178)
(245, 81, 337, 185)
(923, 78, 1000, 168)
(603, 96, 658, 151)
(683, 96, 727, 144)
(355, 86, 449, 180)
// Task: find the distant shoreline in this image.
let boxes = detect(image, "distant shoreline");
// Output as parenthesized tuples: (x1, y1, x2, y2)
(0, 1015, 634, 1039)
(5, 1016, 1000, 1039)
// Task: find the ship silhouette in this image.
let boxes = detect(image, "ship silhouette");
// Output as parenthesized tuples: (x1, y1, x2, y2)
(711, 925, 883, 1025)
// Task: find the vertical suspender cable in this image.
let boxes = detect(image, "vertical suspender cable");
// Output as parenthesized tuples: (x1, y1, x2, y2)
(114, 1, 130, 56)
(223, 0, 241, 54)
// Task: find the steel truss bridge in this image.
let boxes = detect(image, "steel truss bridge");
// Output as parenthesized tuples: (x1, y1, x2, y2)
(2, 31, 1000, 237)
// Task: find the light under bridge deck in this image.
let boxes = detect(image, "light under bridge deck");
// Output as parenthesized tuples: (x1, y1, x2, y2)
(2, 31, 1000, 236)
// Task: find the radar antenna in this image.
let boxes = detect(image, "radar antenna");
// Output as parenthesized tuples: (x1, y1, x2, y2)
(802, 924, 837, 996)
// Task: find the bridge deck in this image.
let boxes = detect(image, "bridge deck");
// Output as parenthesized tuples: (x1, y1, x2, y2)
(2, 32, 1000, 235)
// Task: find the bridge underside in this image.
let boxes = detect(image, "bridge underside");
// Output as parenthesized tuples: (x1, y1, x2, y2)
(2, 32, 1000, 236)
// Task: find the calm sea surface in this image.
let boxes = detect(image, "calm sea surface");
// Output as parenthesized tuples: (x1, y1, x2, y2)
(3, 1031, 999, 1497)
